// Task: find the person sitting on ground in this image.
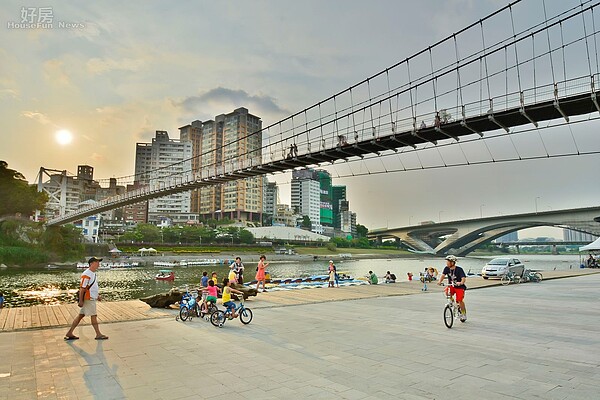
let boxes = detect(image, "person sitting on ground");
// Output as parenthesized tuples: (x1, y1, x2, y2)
(384, 271, 396, 283)
(367, 271, 378, 285)
(222, 278, 244, 319)
(428, 267, 438, 279)
(586, 254, 596, 268)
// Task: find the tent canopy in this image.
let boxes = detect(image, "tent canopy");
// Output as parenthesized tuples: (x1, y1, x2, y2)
(579, 237, 600, 252)
(138, 247, 157, 255)
(109, 248, 122, 253)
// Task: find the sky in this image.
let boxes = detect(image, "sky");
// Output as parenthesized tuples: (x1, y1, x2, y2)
(1, 0, 599, 238)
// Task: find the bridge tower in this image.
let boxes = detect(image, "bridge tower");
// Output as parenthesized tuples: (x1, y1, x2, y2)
(36, 167, 69, 221)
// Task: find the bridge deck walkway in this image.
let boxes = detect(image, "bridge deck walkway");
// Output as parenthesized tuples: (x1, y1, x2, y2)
(1, 269, 597, 332)
(47, 84, 600, 226)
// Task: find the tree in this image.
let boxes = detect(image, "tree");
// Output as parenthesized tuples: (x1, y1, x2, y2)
(301, 215, 312, 229)
(0, 161, 47, 218)
(239, 228, 254, 244)
(356, 224, 368, 239)
(41, 225, 84, 260)
(135, 223, 161, 243)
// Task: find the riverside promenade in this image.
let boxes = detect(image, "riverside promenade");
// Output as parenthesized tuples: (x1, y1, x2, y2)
(1, 270, 599, 399)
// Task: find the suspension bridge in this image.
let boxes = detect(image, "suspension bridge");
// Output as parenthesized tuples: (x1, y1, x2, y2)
(45, 0, 600, 227)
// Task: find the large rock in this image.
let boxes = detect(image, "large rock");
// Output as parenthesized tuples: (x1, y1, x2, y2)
(231, 283, 258, 300)
(140, 288, 184, 308)
(140, 284, 258, 308)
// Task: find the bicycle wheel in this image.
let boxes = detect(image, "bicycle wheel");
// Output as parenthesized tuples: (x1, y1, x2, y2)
(210, 310, 226, 327)
(501, 275, 511, 286)
(193, 303, 201, 318)
(533, 272, 543, 282)
(179, 307, 189, 321)
(444, 305, 454, 328)
(239, 307, 253, 324)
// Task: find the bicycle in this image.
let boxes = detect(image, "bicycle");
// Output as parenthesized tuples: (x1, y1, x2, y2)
(500, 271, 522, 286)
(442, 284, 465, 329)
(175, 287, 200, 322)
(210, 295, 253, 327)
(521, 269, 543, 283)
(198, 291, 219, 320)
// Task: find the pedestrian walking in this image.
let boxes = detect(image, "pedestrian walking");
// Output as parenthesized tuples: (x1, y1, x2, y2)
(64, 257, 108, 341)
(255, 255, 269, 292)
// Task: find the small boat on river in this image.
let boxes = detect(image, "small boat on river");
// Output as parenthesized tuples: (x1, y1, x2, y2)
(77, 261, 139, 270)
(155, 270, 175, 281)
(246, 272, 365, 290)
(153, 259, 223, 268)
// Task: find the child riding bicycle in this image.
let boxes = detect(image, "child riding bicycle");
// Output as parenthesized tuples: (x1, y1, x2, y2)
(222, 278, 244, 319)
(200, 280, 220, 315)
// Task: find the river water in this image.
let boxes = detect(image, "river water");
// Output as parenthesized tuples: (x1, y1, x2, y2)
(0, 254, 585, 307)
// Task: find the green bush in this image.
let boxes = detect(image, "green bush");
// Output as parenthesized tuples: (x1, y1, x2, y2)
(0, 246, 48, 265)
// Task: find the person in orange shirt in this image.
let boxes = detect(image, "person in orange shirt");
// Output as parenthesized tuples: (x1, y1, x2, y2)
(64, 257, 108, 340)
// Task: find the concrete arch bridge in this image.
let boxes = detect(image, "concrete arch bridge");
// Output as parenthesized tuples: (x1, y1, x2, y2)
(368, 206, 600, 256)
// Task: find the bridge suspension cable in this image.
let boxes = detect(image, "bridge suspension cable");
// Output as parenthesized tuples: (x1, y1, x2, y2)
(46, 0, 600, 225)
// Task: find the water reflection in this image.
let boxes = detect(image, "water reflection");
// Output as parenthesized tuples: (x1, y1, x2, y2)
(0, 254, 583, 307)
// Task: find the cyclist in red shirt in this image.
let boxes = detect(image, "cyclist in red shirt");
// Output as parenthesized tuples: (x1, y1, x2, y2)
(437, 255, 467, 322)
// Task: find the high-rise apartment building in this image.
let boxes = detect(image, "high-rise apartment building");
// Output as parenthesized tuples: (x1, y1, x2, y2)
(291, 169, 321, 231)
(331, 185, 346, 229)
(340, 208, 357, 238)
(317, 170, 333, 227)
(180, 108, 264, 222)
(263, 180, 278, 225)
(134, 131, 193, 224)
(179, 120, 203, 214)
(563, 229, 597, 242)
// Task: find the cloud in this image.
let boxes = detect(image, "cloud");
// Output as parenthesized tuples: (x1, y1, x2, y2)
(42, 59, 71, 86)
(176, 87, 291, 121)
(21, 111, 54, 126)
(87, 57, 144, 74)
(0, 89, 19, 99)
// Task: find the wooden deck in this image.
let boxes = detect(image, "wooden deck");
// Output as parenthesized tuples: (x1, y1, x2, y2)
(1, 269, 597, 332)
(0, 300, 173, 333)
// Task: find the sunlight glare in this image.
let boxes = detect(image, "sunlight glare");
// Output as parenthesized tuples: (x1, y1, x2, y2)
(55, 129, 73, 145)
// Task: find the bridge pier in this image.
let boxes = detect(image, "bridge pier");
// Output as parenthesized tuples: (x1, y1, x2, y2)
(552, 244, 559, 255)
(515, 244, 520, 254)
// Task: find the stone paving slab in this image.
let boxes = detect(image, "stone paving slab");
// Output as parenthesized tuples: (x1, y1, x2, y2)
(1, 269, 597, 333)
(1, 273, 599, 399)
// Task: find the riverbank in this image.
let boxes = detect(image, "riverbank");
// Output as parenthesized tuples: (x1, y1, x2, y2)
(2, 268, 598, 333)
(3, 271, 599, 399)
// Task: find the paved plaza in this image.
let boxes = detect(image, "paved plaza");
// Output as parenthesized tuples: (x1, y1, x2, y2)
(1, 274, 599, 400)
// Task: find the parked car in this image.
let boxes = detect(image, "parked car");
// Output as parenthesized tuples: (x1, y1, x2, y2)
(481, 258, 525, 279)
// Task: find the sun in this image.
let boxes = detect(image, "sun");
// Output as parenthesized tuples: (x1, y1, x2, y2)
(55, 129, 73, 146)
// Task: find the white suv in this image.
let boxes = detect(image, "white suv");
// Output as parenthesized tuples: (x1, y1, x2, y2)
(481, 258, 525, 279)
